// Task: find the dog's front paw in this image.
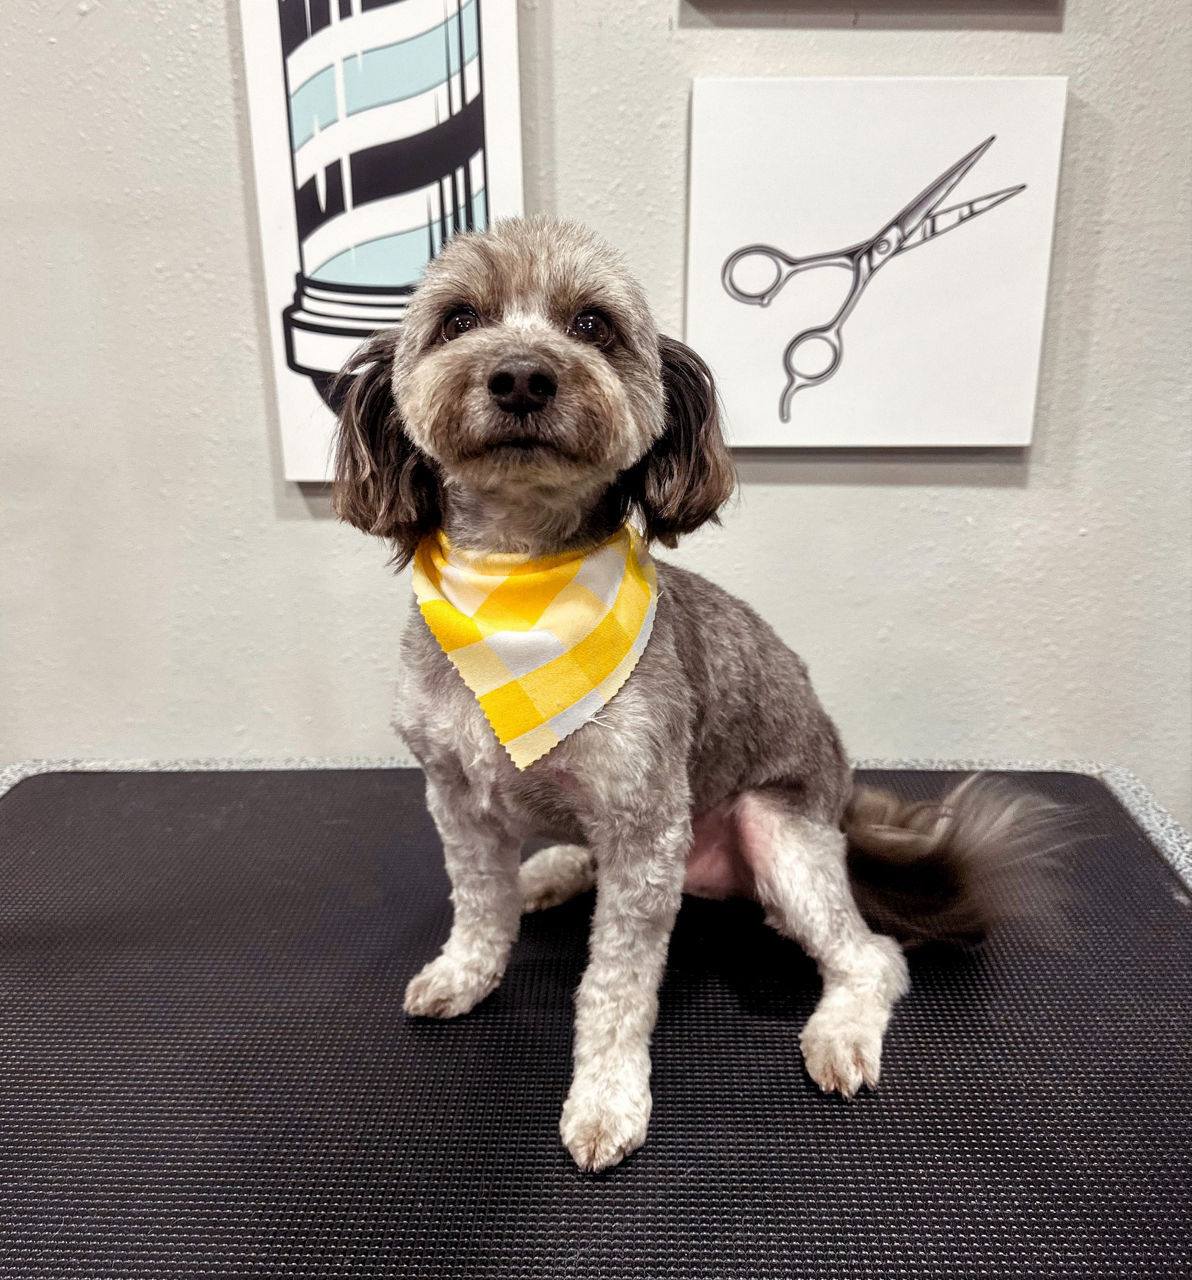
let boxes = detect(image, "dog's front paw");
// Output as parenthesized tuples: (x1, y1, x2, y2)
(560, 1070, 652, 1172)
(799, 998, 886, 1098)
(403, 954, 501, 1019)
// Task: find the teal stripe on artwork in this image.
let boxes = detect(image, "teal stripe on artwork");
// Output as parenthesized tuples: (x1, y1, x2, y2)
(289, 65, 338, 150)
(310, 189, 487, 287)
(341, 0, 479, 117)
(310, 225, 431, 287)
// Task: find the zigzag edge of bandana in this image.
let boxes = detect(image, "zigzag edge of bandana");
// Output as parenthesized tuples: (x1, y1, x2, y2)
(411, 526, 658, 769)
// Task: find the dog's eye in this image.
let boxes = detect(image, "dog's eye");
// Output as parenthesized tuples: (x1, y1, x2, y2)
(441, 308, 481, 341)
(569, 310, 613, 348)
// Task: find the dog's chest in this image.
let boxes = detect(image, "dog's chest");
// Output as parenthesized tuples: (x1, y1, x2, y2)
(392, 617, 591, 836)
(392, 609, 676, 839)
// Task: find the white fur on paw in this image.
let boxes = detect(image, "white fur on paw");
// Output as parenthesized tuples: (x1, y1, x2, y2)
(800, 1000, 886, 1098)
(519, 844, 593, 913)
(403, 954, 500, 1019)
(560, 1073, 652, 1172)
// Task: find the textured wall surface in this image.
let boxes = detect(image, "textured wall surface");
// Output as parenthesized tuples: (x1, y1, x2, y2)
(2, 1, 1189, 823)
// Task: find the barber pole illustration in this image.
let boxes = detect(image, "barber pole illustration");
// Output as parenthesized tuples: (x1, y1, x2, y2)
(240, 0, 523, 479)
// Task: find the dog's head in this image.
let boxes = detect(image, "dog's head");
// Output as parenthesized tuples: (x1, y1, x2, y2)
(332, 216, 734, 564)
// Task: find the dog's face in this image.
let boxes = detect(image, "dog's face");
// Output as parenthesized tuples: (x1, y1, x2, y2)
(332, 216, 734, 563)
(393, 218, 665, 494)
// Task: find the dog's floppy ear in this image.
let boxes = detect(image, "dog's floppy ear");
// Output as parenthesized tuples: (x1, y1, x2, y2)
(627, 334, 736, 547)
(331, 330, 441, 568)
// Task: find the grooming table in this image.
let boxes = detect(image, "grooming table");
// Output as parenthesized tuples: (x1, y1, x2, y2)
(0, 763, 1188, 1279)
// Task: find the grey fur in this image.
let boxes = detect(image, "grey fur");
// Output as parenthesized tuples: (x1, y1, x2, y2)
(395, 559, 850, 842)
(332, 216, 1048, 1172)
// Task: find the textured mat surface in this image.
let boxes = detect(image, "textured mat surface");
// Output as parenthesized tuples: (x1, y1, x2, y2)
(0, 767, 1188, 1278)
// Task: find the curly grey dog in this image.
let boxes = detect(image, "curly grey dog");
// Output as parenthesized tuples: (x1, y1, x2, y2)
(331, 216, 1050, 1172)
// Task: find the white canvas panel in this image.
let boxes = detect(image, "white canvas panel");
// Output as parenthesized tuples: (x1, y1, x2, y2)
(686, 77, 1067, 448)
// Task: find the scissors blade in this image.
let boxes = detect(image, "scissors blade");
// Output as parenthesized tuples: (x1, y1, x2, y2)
(892, 135, 998, 241)
(894, 185, 1026, 256)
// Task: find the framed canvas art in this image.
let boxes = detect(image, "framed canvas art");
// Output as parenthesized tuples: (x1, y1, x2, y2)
(240, 0, 524, 480)
(686, 77, 1067, 447)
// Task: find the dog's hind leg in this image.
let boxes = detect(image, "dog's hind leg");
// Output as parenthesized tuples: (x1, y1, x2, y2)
(738, 790, 910, 1097)
(519, 844, 595, 912)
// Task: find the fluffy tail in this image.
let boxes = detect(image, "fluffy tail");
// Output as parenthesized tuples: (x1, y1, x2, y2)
(843, 774, 1066, 949)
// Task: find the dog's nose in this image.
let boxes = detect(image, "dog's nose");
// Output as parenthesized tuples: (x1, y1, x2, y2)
(487, 361, 557, 416)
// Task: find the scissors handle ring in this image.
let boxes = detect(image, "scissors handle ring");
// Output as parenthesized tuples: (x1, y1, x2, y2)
(721, 245, 792, 307)
(779, 325, 844, 421)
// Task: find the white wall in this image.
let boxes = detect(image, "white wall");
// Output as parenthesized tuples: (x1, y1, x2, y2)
(2, 1, 1189, 824)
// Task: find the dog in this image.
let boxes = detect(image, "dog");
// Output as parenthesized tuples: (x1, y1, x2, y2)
(330, 215, 1053, 1172)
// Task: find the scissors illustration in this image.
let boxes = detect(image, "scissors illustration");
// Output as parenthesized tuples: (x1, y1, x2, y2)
(721, 136, 1025, 420)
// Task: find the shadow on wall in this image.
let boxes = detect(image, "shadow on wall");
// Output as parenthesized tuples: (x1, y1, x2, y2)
(678, 0, 1064, 32)
(731, 446, 1030, 489)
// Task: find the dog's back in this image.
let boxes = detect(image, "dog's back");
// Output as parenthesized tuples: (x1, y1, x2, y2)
(653, 560, 852, 822)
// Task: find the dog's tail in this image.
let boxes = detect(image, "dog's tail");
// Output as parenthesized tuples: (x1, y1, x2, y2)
(843, 774, 1066, 949)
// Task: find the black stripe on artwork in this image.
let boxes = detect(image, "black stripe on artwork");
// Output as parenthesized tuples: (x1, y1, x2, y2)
(279, 0, 403, 56)
(292, 97, 484, 242)
(307, 0, 331, 38)
(295, 160, 346, 242)
(350, 95, 484, 211)
(278, 0, 307, 58)
(462, 157, 475, 231)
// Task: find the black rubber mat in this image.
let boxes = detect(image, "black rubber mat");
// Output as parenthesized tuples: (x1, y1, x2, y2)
(0, 768, 1188, 1278)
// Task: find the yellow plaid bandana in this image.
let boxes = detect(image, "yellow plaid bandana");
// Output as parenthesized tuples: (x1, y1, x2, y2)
(411, 525, 658, 769)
